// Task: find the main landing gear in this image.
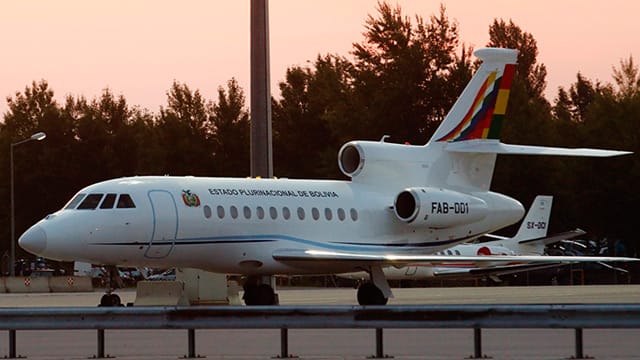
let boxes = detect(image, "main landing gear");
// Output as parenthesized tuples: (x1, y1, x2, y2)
(242, 275, 278, 305)
(357, 282, 388, 305)
(98, 265, 124, 307)
(356, 266, 392, 305)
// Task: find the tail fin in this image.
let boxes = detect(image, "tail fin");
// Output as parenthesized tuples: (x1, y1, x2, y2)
(512, 195, 553, 242)
(430, 48, 518, 143)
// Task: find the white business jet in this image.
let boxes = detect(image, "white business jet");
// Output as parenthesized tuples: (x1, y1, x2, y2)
(339, 195, 589, 281)
(19, 48, 634, 306)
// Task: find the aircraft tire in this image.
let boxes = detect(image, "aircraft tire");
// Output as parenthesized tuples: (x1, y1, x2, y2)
(99, 293, 123, 307)
(243, 284, 276, 305)
(357, 282, 388, 305)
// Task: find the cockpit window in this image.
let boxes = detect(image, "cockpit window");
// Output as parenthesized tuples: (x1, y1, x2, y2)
(64, 194, 86, 209)
(117, 194, 136, 208)
(100, 193, 117, 209)
(77, 194, 104, 210)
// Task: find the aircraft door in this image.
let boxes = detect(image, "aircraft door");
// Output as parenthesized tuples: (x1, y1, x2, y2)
(145, 190, 178, 258)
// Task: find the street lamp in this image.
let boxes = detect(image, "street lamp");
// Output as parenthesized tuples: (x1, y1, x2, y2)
(10, 131, 46, 276)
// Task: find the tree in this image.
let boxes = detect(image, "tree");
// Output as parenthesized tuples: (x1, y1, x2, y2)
(272, 55, 355, 179)
(350, 2, 463, 144)
(488, 19, 548, 101)
(156, 82, 215, 176)
(612, 56, 640, 100)
(0, 81, 72, 260)
(211, 78, 250, 176)
(69, 89, 140, 183)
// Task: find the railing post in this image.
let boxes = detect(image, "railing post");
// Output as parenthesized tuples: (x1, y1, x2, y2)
(187, 328, 196, 358)
(97, 328, 105, 358)
(280, 328, 290, 358)
(575, 328, 584, 359)
(9, 329, 17, 358)
(472, 327, 483, 359)
(370, 327, 390, 359)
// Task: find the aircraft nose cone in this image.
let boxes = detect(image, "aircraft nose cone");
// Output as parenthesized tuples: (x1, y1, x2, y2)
(19, 225, 47, 255)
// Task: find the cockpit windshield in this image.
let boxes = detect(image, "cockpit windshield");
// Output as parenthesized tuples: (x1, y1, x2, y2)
(64, 193, 136, 210)
(77, 194, 104, 209)
(64, 194, 86, 209)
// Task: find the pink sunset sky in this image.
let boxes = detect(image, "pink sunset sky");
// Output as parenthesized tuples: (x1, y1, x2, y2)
(1, 0, 638, 116)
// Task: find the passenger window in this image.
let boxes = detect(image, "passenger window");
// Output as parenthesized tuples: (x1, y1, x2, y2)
(77, 194, 104, 210)
(269, 206, 277, 220)
(455, 250, 460, 255)
(447, 250, 453, 255)
(64, 194, 86, 209)
(350, 208, 358, 221)
(337, 208, 346, 221)
(243, 206, 251, 219)
(217, 205, 225, 219)
(297, 207, 305, 220)
(282, 207, 291, 220)
(203, 205, 212, 219)
(324, 208, 333, 221)
(256, 206, 265, 220)
(117, 194, 136, 208)
(100, 193, 117, 209)
(311, 207, 320, 220)
(230, 206, 238, 219)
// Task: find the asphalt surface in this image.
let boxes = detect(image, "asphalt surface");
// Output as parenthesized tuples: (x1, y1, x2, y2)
(1, 285, 639, 359)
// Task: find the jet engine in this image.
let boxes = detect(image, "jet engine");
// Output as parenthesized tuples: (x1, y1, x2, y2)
(337, 140, 428, 184)
(394, 187, 488, 228)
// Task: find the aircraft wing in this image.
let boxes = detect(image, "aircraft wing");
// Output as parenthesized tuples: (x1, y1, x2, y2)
(445, 140, 632, 157)
(272, 249, 639, 266)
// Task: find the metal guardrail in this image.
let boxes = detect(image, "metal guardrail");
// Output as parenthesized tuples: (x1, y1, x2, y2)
(2, 304, 640, 358)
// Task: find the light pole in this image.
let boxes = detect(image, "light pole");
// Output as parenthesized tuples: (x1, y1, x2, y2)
(10, 131, 46, 276)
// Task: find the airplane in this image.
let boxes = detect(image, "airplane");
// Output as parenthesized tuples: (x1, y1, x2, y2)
(338, 195, 589, 281)
(19, 48, 635, 306)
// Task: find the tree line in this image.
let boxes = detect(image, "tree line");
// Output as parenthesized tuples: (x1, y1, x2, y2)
(1, 2, 638, 264)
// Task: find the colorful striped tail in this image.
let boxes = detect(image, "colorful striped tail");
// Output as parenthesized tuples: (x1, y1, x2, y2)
(431, 48, 518, 143)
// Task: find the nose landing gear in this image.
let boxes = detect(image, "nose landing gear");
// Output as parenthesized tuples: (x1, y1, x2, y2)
(98, 265, 124, 307)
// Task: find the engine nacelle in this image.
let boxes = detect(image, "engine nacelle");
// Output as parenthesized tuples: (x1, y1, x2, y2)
(394, 187, 488, 228)
(337, 140, 428, 185)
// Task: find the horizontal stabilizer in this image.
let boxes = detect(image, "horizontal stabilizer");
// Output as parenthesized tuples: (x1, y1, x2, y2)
(519, 228, 587, 245)
(445, 140, 632, 157)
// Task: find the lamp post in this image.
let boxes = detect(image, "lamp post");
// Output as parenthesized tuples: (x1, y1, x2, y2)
(10, 131, 46, 276)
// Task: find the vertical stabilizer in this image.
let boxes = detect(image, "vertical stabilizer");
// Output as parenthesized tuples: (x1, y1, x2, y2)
(430, 48, 518, 143)
(513, 195, 553, 242)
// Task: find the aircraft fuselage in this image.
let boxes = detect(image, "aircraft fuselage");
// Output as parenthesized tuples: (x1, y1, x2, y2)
(21, 176, 523, 275)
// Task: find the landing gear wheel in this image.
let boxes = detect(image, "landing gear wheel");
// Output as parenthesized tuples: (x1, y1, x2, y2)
(243, 283, 276, 305)
(99, 293, 122, 307)
(357, 282, 388, 305)
(255, 284, 276, 305)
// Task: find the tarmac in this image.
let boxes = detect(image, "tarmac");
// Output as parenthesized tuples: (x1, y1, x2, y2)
(1, 285, 639, 359)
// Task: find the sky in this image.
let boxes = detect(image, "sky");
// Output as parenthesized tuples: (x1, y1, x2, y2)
(1, 0, 639, 116)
